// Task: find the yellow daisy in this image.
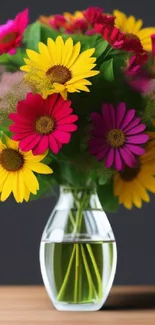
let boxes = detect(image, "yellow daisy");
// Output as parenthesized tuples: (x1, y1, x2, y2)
(21, 36, 99, 99)
(114, 140, 155, 209)
(0, 135, 53, 203)
(113, 9, 155, 51)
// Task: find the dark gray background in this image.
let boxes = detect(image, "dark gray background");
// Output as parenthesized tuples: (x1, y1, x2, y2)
(0, 0, 155, 285)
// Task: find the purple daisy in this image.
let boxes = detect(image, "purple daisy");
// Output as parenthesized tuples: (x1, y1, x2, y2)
(89, 102, 149, 171)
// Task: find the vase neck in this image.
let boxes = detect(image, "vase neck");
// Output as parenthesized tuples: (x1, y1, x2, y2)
(58, 186, 102, 211)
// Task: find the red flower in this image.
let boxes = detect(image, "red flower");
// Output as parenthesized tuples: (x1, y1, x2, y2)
(0, 9, 29, 55)
(126, 53, 148, 76)
(50, 15, 66, 30)
(95, 23, 144, 53)
(84, 6, 115, 27)
(151, 34, 155, 56)
(9, 93, 78, 155)
(66, 18, 88, 33)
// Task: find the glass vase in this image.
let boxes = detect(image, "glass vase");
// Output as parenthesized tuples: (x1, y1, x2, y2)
(39, 187, 117, 311)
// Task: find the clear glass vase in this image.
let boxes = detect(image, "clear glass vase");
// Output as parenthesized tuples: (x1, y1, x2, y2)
(39, 187, 117, 311)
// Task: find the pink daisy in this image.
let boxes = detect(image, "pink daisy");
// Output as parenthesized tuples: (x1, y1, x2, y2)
(89, 102, 149, 171)
(9, 93, 78, 155)
(0, 9, 29, 55)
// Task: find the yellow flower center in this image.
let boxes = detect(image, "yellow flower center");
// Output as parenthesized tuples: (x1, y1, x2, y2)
(107, 129, 125, 148)
(120, 166, 140, 181)
(0, 149, 24, 171)
(1, 32, 17, 44)
(35, 116, 55, 134)
(46, 65, 72, 84)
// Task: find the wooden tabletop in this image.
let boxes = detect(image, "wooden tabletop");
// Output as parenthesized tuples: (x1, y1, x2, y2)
(0, 286, 155, 324)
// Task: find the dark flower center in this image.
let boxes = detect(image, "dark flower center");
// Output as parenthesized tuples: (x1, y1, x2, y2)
(46, 65, 72, 84)
(35, 116, 55, 134)
(107, 129, 125, 148)
(125, 33, 139, 41)
(120, 165, 140, 181)
(1, 32, 17, 44)
(0, 149, 24, 171)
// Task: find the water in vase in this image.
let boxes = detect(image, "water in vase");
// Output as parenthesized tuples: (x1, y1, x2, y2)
(40, 239, 117, 311)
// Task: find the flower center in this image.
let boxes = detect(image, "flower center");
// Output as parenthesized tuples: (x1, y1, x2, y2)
(1, 32, 17, 44)
(107, 129, 125, 148)
(35, 116, 55, 134)
(120, 165, 140, 181)
(46, 65, 72, 84)
(125, 33, 139, 41)
(0, 149, 24, 171)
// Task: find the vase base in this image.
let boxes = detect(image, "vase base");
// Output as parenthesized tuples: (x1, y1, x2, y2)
(53, 302, 103, 311)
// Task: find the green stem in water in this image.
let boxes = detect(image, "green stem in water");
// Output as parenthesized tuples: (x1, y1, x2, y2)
(80, 244, 95, 301)
(74, 244, 79, 302)
(57, 245, 76, 301)
(86, 244, 103, 299)
(78, 250, 82, 302)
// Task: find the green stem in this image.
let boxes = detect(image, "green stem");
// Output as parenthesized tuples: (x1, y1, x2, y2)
(86, 244, 103, 299)
(57, 245, 76, 301)
(78, 252, 82, 302)
(69, 211, 76, 228)
(74, 192, 89, 234)
(80, 244, 95, 301)
(103, 46, 113, 60)
(74, 244, 79, 302)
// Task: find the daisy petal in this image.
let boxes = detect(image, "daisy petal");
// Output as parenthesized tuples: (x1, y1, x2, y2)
(53, 130, 71, 143)
(126, 144, 145, 155)
(121, 109, 136, 129)
(115, 149, 123, 171)
(105, 147, 115, 168)
(49, 134, 59, 154)
(126, 134, 149, 144)
(26, 162, 53, 174)
(19, 134, 41, 152)
(32, 135, 49, 155)
(126, 124, 146, 135)
(119, 147, 137, 167)
(57, 124, 78, 132)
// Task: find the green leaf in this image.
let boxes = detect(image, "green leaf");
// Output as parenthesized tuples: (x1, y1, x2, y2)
(0, 53, 9, 64)
(27, 21, 41, 51)
(40, 24, 60, 43)
(0, 49, 25, 71)
(23, 25, 31, 43)
(6, 49, 25, 67)
(98, 173, 111, 185)
(100, 58, 114, 82)
(0, 119, 12, 137)
(59, 160, 90, 187)
(97, 179, 119, 212)
(95, 39, 109, 59)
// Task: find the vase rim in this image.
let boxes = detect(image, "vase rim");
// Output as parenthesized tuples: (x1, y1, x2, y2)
(60, 185, 96, 193)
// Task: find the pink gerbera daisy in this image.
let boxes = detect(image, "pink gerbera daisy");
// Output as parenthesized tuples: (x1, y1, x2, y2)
(9, 93, 78, 155)
(0, 9, 29, 55)
(89, 102, 149, 171)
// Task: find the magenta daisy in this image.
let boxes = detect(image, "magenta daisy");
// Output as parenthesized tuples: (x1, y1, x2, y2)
(89, 102, 149, 171)
(9, 93, 78, 155)
(0, 9, 29, 55)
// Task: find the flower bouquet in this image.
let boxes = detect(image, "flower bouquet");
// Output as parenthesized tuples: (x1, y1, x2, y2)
(1, 6, 155, 311)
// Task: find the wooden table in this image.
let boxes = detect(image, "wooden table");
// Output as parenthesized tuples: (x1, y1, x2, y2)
(0, 286, 155, 324)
